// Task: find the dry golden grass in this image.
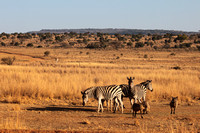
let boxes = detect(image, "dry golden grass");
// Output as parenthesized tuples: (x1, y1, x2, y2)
(0, 47, 200, 103)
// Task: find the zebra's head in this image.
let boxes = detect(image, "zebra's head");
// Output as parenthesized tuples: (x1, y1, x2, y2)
(81, 91, 89, 106)
(127, 77, 135, 89)
(145, 80, 153, 92)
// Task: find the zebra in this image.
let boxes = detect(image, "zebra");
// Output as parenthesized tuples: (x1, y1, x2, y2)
(128, 78, 153, 103)
(81, 85, 124, 113)
(119, 77, 135, 108)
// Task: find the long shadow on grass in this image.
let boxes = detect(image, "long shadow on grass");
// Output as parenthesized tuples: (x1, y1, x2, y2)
(27, 106, 96, 112)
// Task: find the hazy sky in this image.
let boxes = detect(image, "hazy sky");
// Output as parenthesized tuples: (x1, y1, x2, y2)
(1, 0, 200, 33)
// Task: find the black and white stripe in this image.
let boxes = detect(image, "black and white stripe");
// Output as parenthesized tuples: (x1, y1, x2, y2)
(81, 85, 124, 113)
(128, 80, 153, 103)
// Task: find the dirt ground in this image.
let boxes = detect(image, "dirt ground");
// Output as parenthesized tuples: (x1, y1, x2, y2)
(0, 98, 200, 133)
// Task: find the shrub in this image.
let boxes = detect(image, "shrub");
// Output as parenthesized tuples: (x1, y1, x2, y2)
(1, 42, 6, 46)
(135, 42, 144, 48)
(14, 42, 20, 46)
(153, 46, 158, 50)
(196, 46, 200, 51)
(27, 43, 33, 47)
(172, 66, 181, 70)
(170, 53, 176, 56)
(179, 43, 192, 48)
(175, 34, 188, 42)
(86, 43, 100, 49)
(144, 54, 148, 58)
(127, 42, 133, 47)
(162, 44, 170, 49)
(37, 45, 43, 48)
(1, 56, 16, 65)
(44, 51, 50, 56)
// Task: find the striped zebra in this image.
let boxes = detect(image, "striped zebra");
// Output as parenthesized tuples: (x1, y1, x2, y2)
(128, 78, 153, 103)
(113, 77, 135, 111)
(81, 85, 124, 113)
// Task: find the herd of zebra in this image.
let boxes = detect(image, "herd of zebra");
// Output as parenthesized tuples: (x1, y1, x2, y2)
(81, 77, 154, 117)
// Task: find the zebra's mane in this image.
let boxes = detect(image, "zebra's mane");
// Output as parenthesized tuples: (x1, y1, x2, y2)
(140, 81, 150, 87)
(84, 86, 96, 93)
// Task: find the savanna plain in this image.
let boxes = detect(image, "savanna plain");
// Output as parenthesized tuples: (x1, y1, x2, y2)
(0, 47, 200, 133)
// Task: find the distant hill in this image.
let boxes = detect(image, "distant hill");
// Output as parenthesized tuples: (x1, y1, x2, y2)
(29, 28, 197, 35)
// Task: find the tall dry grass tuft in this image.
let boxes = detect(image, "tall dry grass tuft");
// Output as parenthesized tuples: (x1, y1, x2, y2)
(0, 64, 199, 103)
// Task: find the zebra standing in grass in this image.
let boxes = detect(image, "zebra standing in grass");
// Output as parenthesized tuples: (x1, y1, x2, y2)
(81, 85, 124, 113)
(119, 77, 135, 107)
(128, 78, 153, 103)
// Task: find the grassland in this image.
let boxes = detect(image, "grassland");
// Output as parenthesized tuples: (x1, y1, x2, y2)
(0, 47, 200, 102)
(0, 46, 200, 132)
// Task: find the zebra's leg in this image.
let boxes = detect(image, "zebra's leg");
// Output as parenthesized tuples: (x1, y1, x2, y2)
(129, 97, 134, 106)
(174, 108, 175, 114)
(134, 97, 137, 103)
(118, 97, 123, 114)
(98, 99, 101, 113)
(113, 98, 116, 112)
(100, 101, 104, 113)
(114, 97, 120, 113)
(143, 96, 146, 102)
(140, 110, 143, 119)
(138, 98, 142, 103)
(170, 107, 172, 114)
(106, 100, 109, 111)
(110, 99, 112, 112)
(121, 96, 126, 109)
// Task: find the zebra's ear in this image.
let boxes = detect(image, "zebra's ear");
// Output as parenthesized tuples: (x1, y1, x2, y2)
(127, 77, 130, 80)
(132, 77, 135, 80)
(81, 91, 84, 94)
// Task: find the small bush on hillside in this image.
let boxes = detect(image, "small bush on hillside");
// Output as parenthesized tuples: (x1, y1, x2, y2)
(175, 34, 188, 42)
(170, 53, 176, 56)
(37, 45, 43, 48)
(27, 43, 33, 47)
(44, 51, 50, 56)
(135, 42, 144, 48)
(179, 43, 192, 48)
(1, 56, 16, 65)
(1, 42, 6, 46)
(196, 46, 200, 51)
(162, 44, 170, 49)
(172, 66, 181, 70)
(144, 54, 148, 58)
(86, 43, 100, 49)
(153, 46, 158, 50)
(127, 42, 133, 47)
(14, 42, 20, 46)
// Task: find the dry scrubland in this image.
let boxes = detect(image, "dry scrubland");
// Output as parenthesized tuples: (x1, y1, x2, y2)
(0, 47, 199, 103)
(0, 47, 200, 132)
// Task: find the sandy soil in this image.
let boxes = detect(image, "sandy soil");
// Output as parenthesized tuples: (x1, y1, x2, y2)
(0, 99, 199, 133)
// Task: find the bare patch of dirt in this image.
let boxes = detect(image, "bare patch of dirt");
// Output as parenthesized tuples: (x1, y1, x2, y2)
(0, 99, 199, 132)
